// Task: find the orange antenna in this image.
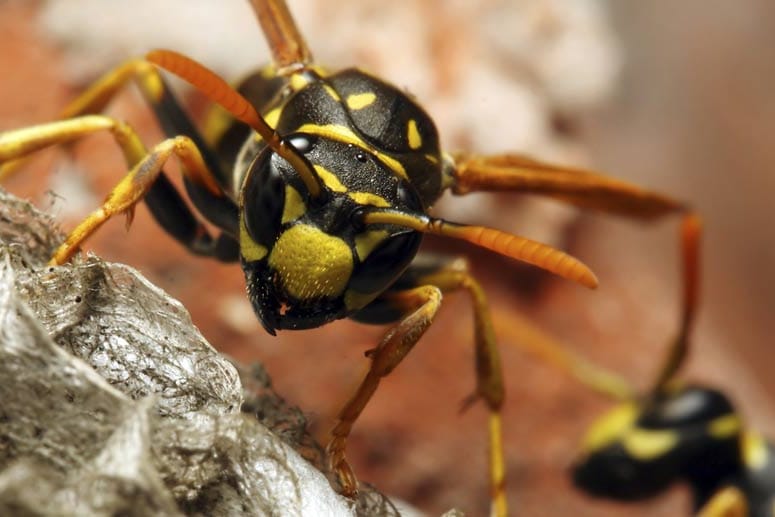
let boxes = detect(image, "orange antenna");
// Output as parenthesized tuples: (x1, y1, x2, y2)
(360, 209, 598, 289)
(146, 49, 323, 199)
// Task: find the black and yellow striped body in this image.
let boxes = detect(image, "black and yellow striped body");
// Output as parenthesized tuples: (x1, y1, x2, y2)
(208, 67, 448, 333)
(573, 384, 775, 516)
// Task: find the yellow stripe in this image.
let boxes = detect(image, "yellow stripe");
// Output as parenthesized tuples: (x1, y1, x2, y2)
(281, 185, 306, 224)
(581, 403, 638, 453)
(296, 123, 408, 180)
(742, 431, 769, 471)
(290, 73, 311, 91)
(622, 428, 678, 460)
(354, 230, 389, 261)
(348, 191, 390, 208)
(346, 92, 377, 110)
(239, 217, 268, 261)
(323, 84, 341, 101)
(313, 164, 347, 192)
(707, 414, 742, 439)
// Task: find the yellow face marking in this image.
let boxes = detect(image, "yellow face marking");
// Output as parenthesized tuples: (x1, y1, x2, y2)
(346, 92, 377, 110)
(622, 428, 678, 461)
(281, 185, 306, 224)
(268, 224, 353, 299)
(313, 164, 347, 192)
(354, 230, 389, 262)
(344, 288, 380, 311)
(708, 414, 742, 439)
(424, 153, 439, 164)
(581, 403, 638, 453)
(407, 119, 422, 150)
(348, 192, 390, 208)
(296, 123, 408, 180)
(239, 217, 268, 262)
(323, 84, 341, 101)
(742, 431, 769, 471)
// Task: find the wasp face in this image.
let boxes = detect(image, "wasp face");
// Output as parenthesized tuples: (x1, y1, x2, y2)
(238, 135, 423, 335)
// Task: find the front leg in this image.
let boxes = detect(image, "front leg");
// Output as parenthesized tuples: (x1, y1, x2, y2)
(328, 285, 442, 497)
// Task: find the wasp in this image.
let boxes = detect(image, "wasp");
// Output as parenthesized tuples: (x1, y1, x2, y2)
(0, 0, 691, 514)
(520, 215, 775, 516)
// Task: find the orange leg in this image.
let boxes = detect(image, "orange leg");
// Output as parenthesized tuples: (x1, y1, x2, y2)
(450, 152, 687, 221)
(248, 0, 313, 71)
(328, 284, 442, 496)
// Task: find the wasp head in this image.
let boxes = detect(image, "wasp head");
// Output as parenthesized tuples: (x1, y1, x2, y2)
(238, 134, 423, 334)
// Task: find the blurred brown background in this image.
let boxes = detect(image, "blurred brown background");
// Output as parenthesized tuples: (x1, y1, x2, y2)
(1, 1, 774, 515)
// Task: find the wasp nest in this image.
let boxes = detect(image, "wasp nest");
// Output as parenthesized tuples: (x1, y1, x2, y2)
(0, 188, 407, 517)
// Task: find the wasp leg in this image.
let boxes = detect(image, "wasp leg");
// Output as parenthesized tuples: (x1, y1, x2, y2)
(408, 259, 509, 517)
(450, 152, 687, 221)
(354, 255, 511, 516)
(493, 307, 633, 401)
(2, 57, 238, 235)
(697, 486, 747, 517)
(248, 0, 313, 72)
(328, 285, 442, 498)
(649, 213, 702, 393)
(0, 116, 237, 263)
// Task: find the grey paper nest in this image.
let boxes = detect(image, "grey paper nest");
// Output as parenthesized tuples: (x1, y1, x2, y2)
(0, 189, 400, 517)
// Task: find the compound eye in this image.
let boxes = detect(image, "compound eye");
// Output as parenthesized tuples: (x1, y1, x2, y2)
(349, 230, 422, 294)
(243, 151, 286, 247)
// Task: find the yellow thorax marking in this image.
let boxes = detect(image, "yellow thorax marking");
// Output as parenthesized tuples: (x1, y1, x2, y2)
(239, 217, 268, 262)
(282, 185, 306, 224)
(268, 224, 353, 299)
(323, 84, 341, 101)
(346, 92, 377, 110)
(290, 73, 311, 91)
(622, 428, 679, 460)
(708, 414, 742, 439)
(313, 164, 347, 192)
(581, 403, 638, 453)
(407, 119, 422, 149)
(296, 123, 408, 180)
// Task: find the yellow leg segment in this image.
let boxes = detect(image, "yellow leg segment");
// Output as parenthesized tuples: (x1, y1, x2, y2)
(0, 115, 220, 264)
(327, 285, 442, 497)
(697, 486, 747, 517)
(50, 135, 218, 265)
(0, 59, 165, 182)
(493, 308, 634, 401)
(415, 263, 507, 516)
